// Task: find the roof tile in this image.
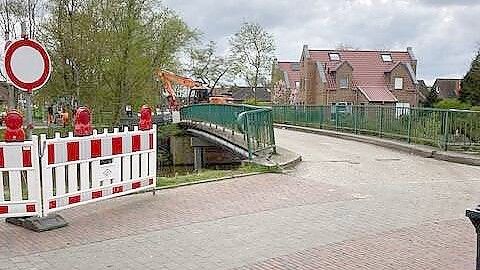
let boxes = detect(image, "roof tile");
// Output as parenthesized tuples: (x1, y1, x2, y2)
(278, 62, 301, 89)
(308, 50, 416, 102)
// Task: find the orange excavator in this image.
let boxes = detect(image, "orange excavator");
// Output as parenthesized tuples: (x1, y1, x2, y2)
(155, 69, 232, 110)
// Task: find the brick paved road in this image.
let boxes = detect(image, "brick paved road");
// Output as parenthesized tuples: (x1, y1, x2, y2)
(1, 128, 480, 269)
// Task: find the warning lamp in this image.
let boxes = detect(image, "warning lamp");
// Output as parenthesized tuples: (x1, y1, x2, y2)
(139, 105, 153, 130)
(5, 110, 25, 142)
(74, 107, 93, 136)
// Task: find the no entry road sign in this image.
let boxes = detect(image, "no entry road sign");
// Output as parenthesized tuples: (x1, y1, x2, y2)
(3, 39, 51, 92)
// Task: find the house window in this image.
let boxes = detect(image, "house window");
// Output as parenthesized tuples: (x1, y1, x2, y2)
(294, 81, 300, 89)
(394, 77, 403, 90)
(381, 54, 392, 62)
(291, 63, 300, 71)
(339, 77, 348, 89)
(329, 53, 340, 61)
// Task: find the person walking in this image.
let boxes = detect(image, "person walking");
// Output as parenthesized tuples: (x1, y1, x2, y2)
(47, 105, 54, 126)
(62, 108, 69, 128)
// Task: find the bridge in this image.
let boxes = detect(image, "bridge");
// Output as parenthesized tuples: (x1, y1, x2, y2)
(179, 104, 276, 160)
(1, 104, 479, 269)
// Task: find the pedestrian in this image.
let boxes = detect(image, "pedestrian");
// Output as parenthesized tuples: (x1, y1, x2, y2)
(47, 105, 54, 126)
(62, 108, 69, 128)
(71, 106, 76, 125)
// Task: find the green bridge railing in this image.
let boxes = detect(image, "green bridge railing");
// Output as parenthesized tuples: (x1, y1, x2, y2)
(273, 105, 480, 151)
(180, 104, 276, 159)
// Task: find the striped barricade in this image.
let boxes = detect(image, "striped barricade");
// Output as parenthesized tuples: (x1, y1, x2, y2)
(0, 136, 41, 218)
(40, 126, 157, 216)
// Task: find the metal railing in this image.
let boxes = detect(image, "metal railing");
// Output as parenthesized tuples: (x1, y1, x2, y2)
(180, 104, 276, 159)
(273, 105, 480, 151)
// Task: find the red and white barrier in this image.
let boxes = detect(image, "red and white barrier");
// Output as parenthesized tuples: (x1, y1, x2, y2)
(0, 136, 41, 218)
(40, 126, 157, 216)
(0, 106, 158, 223)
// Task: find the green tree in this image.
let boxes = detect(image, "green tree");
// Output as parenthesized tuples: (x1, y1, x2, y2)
(187, 40, 229, 90)
(423, 88, 439, 108)
(460, 49, 480, 105)
(39, 0, 196, 124)
(228, 22, 275, 102)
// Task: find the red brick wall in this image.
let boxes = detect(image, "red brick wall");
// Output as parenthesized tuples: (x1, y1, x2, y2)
(388, 65, 418, 106)
(303, 58, 418, 106)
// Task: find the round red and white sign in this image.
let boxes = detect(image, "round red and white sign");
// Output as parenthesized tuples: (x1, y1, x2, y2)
(3, 39, 51, 92)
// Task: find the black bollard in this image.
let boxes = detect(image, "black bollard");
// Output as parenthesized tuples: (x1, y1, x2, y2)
(466, 207, 480, 270)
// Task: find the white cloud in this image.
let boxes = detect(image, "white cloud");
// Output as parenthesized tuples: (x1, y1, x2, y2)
(163, 0, 480, 85)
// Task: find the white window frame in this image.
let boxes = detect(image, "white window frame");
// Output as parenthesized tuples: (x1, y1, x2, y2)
(294, 81, 300, 89)
(339, 77, 349, 89)
(329, 53, 340, 61)
(396, 103, 410, 117)
(394, 77, 403, 90)
(381, 54, 392, 62)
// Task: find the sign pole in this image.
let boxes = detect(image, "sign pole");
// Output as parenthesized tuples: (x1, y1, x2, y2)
(25, 89, 33, 140)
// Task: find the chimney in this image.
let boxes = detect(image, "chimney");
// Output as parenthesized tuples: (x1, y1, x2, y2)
(407, 47, 416, 60)
(407, 47, 417, 73)
(303, 44, 310, 59)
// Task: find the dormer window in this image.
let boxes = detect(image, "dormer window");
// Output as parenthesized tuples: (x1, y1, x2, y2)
(291, 63, 300, 71)
(329, 53, 340, 61)
(339, 77, 349, 89)
(381, 54, 392, 62)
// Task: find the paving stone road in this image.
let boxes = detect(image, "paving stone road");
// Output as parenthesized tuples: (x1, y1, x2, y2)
(1, 128, 480, 269)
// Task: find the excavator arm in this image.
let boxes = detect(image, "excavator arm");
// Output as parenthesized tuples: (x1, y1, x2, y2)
(155, 69, 203, 111)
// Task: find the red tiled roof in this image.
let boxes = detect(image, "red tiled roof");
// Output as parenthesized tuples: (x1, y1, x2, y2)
(308, 50, 416, 102)
(358, 87, 397, 102)
(277, 62, 301, 89)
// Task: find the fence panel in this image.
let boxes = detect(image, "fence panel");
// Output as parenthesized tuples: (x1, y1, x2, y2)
(273, 105, 480, 152)
(0, 136, 41, 218)
(238, 108, 276, 159)
(40, 126, 157, 216)
(181, 104, 276, 159)
(446, 110, 480, 150)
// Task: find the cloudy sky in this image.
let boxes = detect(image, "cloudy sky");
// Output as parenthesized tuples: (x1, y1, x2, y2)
(163, 0, 480, 85)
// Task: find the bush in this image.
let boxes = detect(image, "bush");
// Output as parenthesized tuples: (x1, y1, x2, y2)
(243, 98, 258, 106)
(434, 99, 471, 110)
(471, 106, 480, 112)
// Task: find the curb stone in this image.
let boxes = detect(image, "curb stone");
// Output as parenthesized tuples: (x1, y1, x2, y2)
(155, 172, 264, 190)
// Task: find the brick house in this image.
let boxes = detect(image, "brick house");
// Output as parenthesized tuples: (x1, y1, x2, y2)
(298, 45, 420, 107)
(432, 78, 462, 99)
(272, 61, 302, 104)
(416, 79, 430, 104)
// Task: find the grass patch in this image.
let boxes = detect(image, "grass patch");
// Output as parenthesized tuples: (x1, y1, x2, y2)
(157, 124, 183, 139)
(156, 163, 280, 187)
